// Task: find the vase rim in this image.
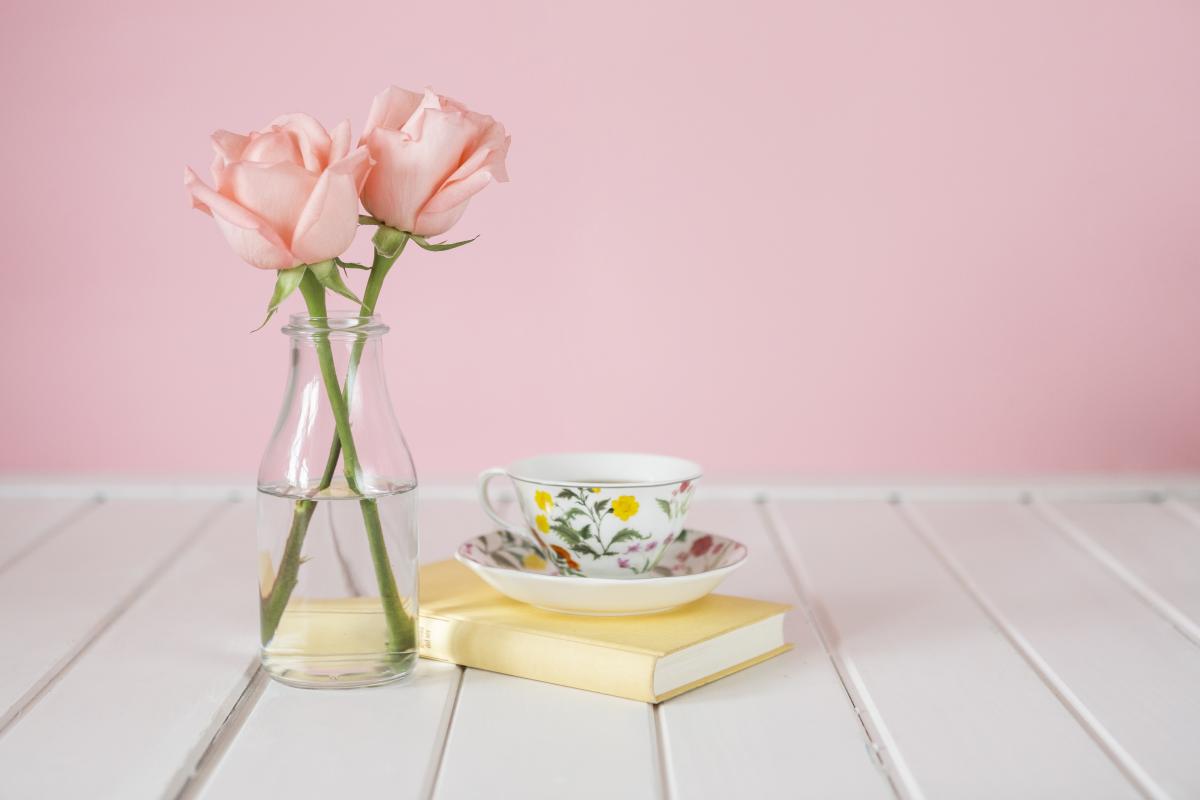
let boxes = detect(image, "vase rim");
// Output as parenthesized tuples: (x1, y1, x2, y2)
(281, 310, 389, 339)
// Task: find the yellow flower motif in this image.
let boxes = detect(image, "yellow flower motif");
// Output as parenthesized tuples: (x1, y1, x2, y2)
(589, 487, 601, 493)
(523, 552, 547, 570)
(612, 495, 639, 521)
(535, 514, 550, 533)
(534, 490, 553, 511)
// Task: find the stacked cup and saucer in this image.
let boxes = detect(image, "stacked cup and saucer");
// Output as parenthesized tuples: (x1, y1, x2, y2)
(457, 453, 747, 615)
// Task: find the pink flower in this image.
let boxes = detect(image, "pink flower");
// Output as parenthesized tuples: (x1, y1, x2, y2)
(646, 541, 658, 552)
(618, 557, 630, 568)
(690, 535, 714, 556)
(185, 114, 370, 270)
(625, 543, 641, 553)
(360, 86, 510, 236)
(679, 480, 693, 494)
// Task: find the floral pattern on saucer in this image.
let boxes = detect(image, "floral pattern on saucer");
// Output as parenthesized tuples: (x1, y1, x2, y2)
(458, 528, 746, 580)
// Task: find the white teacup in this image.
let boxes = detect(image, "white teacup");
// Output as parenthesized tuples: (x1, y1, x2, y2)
(477, 453, 702, 578)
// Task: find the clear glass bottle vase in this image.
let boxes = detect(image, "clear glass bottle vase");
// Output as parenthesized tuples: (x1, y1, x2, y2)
(257, 311, 418, 688)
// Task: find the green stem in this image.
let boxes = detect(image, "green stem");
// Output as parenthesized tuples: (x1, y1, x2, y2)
(258, 241, 408, 648)
(297, 271, 413, 651)
(307, 241, 404, 485)
(259, 497, 315, 642)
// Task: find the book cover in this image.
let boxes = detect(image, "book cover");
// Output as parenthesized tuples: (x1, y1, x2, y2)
(418, 560, 792, 702)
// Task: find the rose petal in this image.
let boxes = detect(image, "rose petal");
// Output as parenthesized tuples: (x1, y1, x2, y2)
(329, 119, 351, 164)
(362, 86, 425, 139)
(398, 88, 443, 139)
(411, 199, 472, 238)
(268, 113, 332, 171)
(292, 147, 370, 264)
(211, 129, 249, 165)
(420, 170, 493, 216)
(241, 130, 303, 166)
(210, 152, 229, 188)
(360, 129, 411, 229)
(442, 122, 510, 187)
(184, 167, 296, 270)
(224, 161, 317, 244)
(438, 93, 470, 114)
(421, 135, 510, 216)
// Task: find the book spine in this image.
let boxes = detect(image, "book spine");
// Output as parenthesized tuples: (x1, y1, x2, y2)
(419, 614, 659, 703)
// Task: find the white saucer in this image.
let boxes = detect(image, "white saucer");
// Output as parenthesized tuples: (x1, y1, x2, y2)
(454, 529, 748, 616)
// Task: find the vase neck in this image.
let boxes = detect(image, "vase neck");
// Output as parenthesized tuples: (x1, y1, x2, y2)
(282, 311, 388, 342)
(258, 312, 415, 496)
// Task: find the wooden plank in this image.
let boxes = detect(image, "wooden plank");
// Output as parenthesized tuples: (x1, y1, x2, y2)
(193, 496, 480, 800)
(774, 500, 1138, 799)
(0, 501, 257, 799)
(0, 497, 95, 570)
(657, 499, 893, 799)
(911, 501, 1200, 799)
(433, 668, 659, 800)
(0, 498, 225, 731)
(198, 661, 462, 800)
(1041, 499, 1200, 643)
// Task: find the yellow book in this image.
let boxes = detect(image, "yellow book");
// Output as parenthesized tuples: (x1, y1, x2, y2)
(418, 560, 792, 703)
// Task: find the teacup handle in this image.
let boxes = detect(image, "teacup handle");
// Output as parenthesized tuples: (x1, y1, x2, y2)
(477, 467, 526, 536)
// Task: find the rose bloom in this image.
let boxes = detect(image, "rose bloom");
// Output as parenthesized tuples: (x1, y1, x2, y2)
(185, 114, 370, 269)
(360, 86, 509, 236)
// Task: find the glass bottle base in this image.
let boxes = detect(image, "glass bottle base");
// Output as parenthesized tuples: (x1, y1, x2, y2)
(261, 650, 418, 689)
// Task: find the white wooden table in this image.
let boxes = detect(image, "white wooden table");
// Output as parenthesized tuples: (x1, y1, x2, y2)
(1, 479, 1198, 799)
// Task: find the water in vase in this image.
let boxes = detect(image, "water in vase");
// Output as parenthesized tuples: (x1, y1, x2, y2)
(257, 481, 419, 688)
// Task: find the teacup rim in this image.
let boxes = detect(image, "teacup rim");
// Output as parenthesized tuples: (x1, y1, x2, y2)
(503, 451, 703, 489)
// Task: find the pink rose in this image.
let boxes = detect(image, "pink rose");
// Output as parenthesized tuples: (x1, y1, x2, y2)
(360, 86, 509, 236)
(185, 114, 371, 270)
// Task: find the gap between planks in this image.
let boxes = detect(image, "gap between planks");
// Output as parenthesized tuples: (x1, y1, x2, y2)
(757, 498, 906, 800)
(172, 665, 269, 800)
(0, 496, 102, 578)
(652, 703, 671, 800)
(0, 500, 238, 737)
(421, 666, 466, 800)
(897, 501, 1165, 800)
(1162, 495, 1200, 529)
(1032, 497, 1200, 648)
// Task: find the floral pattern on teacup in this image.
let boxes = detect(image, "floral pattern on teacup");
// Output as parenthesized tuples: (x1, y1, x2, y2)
(460, 527, 744, 580)
(529, 483, 697, 574)
(655, 480, 695, 522)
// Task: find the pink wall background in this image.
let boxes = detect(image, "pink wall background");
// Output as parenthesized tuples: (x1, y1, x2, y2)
(1, 0, 1198, 478)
